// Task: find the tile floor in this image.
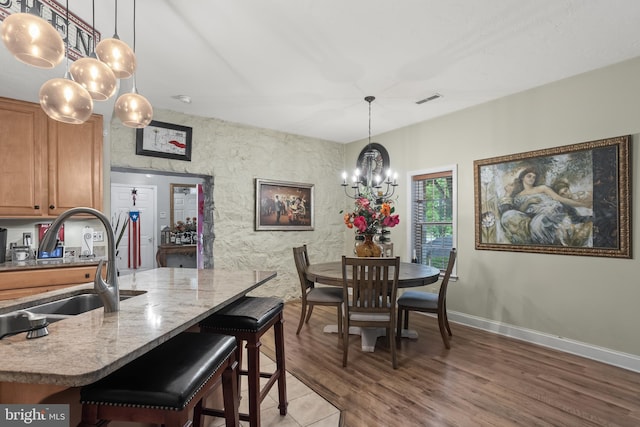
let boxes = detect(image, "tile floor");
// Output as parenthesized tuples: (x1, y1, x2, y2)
(206, 352, 341, 427)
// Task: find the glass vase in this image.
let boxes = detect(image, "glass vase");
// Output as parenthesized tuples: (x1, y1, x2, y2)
(355, 234, 383, 257)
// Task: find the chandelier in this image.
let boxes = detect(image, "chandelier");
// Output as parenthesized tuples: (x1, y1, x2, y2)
(341, 96, 398, 200)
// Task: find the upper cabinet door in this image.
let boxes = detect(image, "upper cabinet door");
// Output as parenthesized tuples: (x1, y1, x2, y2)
(0, 97, 47, 217)
(47, 114, 103, 215)
(0, 97, 103, 218)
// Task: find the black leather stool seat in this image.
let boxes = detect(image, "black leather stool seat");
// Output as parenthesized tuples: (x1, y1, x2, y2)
(81, 333, 236, 410)
(199, 296, 287, 427)
(200, 296, 284, 332)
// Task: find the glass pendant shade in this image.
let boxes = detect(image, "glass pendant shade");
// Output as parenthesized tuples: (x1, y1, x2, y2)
(115, 91, 153, 128)
(1, 13, 64, 69)
(95, 37, 136, 79)
(70, 55, 118, 101)
(39, 75, 94, 124)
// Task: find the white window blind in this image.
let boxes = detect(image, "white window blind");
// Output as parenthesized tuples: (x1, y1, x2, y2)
(411, 168, 456, 272)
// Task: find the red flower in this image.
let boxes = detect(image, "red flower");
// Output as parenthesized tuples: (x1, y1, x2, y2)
(382, 214, 399, 227)
(353, 216, 368, 233)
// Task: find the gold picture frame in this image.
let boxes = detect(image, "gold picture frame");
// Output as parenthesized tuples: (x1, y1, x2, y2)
(255, 179, 314, 231)
(474, 136, 631, 258)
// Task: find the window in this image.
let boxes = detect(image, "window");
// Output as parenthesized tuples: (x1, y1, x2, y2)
(409, 165, 457, 273)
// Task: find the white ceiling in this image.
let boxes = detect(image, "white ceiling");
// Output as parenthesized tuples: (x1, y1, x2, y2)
(2, 0, 640, 143)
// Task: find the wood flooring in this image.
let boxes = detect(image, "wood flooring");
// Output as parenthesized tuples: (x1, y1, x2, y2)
(261, 301, 640, 427)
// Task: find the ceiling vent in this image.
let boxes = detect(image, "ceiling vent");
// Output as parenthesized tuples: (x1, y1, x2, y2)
(416, 93, 442, 104)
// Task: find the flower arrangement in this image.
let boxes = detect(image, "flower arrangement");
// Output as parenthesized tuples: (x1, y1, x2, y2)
(174, 221, 186, 233)
(342, 193, 399, 235)
(173, 217, 197, 233)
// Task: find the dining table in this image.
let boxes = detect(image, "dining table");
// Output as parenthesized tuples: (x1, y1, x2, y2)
(305, 260, 440, 351)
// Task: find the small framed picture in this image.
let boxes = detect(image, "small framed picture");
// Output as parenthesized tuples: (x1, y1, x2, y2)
(255, 179, 314, 231)
(136, 120, 192, 161)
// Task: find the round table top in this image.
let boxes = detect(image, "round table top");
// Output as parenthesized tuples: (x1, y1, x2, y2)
(306, 261, 440, 288)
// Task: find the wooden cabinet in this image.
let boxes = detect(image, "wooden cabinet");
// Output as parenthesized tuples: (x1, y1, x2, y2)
(47, 113, 103, 215)
(0, 98, 47, 217)
(0, 97, 103, 218)
(0, 264, 105, 300)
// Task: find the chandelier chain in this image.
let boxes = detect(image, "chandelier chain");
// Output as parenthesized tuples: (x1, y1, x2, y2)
(133, 0, 137, 52)
(114, 0, 119, 36)
(64, 0, 69, 70)
(91, 0, 96, 52)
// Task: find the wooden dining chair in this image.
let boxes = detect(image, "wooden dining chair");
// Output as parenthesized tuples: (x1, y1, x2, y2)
(396, 248, 457, 349)
(342, 256, 401, 369)
(293, 245, 344, 342)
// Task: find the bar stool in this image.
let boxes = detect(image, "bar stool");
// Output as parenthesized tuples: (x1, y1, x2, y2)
(79, 332, 239, 427)
(199, 296, 288, 427)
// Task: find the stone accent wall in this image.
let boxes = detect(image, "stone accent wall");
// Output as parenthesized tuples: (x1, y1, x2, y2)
(110, 109, 346, 301)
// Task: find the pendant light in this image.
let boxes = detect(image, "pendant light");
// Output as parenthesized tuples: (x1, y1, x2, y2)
(95, 0, 136, 79)
(114, 0, 152, 128)
(39, 0, 93, 124)
(70, 0, 117, 101)
(1, 8, 64, 68)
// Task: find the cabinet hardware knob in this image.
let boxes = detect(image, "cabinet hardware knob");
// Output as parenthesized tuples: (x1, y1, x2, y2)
(85, 273, 90, 278)
(34, 205, 40, 209)
(49, 205, 55, 210)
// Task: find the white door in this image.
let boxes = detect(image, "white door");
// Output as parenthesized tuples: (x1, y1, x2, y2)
(111, 184, 157, 274)
(172, 190, 197, 224)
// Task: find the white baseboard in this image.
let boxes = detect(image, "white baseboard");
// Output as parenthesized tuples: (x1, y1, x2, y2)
(443, 311, 640, 373)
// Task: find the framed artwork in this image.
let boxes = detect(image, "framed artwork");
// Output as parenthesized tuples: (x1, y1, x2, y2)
(474, 136, 631, 258)
(255, 179, 314, 231)
(136, 120, 193, 161)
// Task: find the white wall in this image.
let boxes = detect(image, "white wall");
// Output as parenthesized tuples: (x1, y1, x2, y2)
(346, 57, 640, 362)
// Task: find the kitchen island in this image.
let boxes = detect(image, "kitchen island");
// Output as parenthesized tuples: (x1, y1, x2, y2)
(0, 267, 276, 404)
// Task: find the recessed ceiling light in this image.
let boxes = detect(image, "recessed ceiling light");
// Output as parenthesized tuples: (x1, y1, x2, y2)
(172, 95, 192, 104)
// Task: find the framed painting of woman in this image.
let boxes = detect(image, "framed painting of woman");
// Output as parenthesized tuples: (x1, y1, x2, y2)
(473, 136, 631, 258)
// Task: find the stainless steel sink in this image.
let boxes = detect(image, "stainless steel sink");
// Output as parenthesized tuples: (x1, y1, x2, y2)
(27, 293, 136, 316)
(0, 290, 145, 339)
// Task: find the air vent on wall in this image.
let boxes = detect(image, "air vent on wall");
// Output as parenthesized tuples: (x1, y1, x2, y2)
(416, 93, 442, 104)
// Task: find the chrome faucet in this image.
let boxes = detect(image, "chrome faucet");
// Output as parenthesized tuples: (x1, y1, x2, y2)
(40, 207, 120, 313)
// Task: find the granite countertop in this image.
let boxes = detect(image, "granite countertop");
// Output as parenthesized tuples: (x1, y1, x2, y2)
(0, 267, 276, 386)
(0, 257, 105, 272)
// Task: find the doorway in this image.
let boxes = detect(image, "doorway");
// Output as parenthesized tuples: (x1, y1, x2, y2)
(110, 184, 157, 274)
(110, 167, 214, 269)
